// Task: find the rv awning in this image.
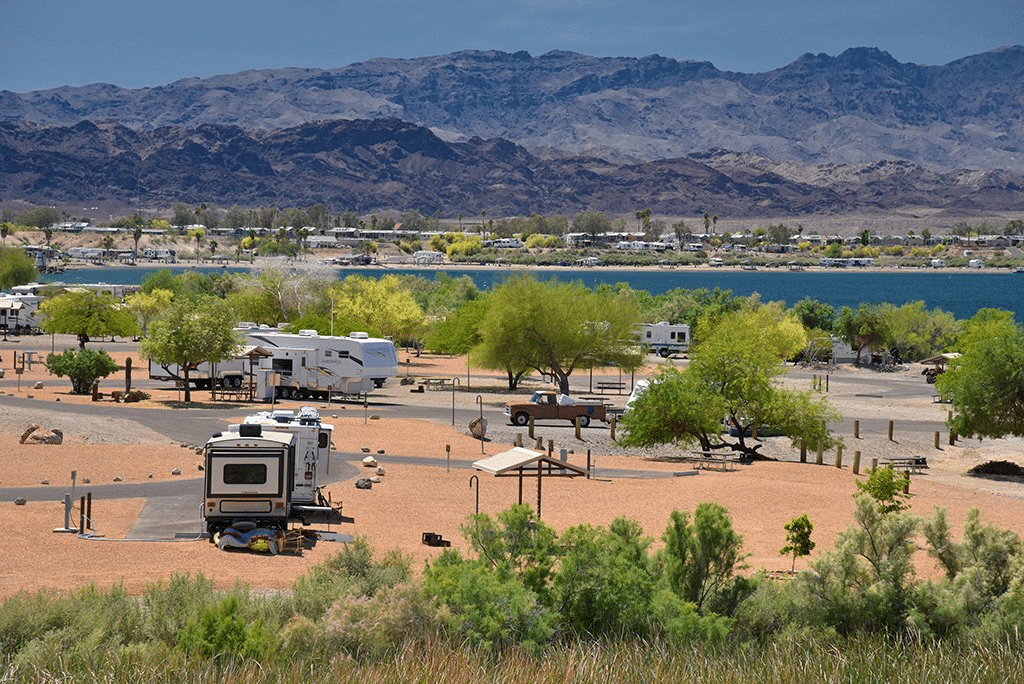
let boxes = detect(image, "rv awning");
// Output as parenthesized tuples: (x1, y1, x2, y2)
(237, 345, 273, 359)
(473, 447, 588, 478)
(0, 300, 24, 311)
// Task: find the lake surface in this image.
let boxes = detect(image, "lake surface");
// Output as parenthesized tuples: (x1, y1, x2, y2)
(48, 264, 1024, 320)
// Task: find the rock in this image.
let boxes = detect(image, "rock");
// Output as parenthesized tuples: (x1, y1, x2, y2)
(171, 467, 182, 476)
(34, 381, 43, 389)
(370, 415, 381, 421)
(14, 498, 27, 505)
(355, 478, 373, 489)
(26, 393, 33, 399)
(370, 476, 381, 483)
(195, 447, 203, 454)
(40, 479, 49, 485)
(148, 474, 154, 478)
(362, 456, 377, 467)
(19, 424, 41, 444)
(82, 478, 91, 484)
(377, 449, 385, 455)
(113, 476, 123, 482)
(376, 466, 386, 476)
(361, 446, 371, 453)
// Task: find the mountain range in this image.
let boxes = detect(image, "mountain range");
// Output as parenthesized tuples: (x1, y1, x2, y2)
(2, 46, 1023, 219)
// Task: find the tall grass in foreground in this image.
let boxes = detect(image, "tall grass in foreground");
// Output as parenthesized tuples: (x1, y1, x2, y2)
(3, 634, 1021, 683)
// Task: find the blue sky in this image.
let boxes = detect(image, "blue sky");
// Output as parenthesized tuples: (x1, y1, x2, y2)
(2, 0, 1020, 92)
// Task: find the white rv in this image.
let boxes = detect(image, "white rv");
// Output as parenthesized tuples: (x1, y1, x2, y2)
(0, 292, 42, 334)
(148, 326, 399, 400)
(243, 328, 399, 400)
(203, 407, 351, 539)
(639, 321, 691, 357)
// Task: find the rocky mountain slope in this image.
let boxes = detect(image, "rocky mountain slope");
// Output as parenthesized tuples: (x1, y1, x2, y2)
(4, 46, 1023, 171)
(1, 46, 1022, 217)
(2, 118, 1021, 218)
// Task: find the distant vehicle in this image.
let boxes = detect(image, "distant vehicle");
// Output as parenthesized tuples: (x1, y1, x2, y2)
(504, 391, 608, 427)
(639, 321, 691, 357)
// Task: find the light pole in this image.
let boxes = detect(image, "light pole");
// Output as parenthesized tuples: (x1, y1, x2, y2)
(450, 377, 461, 425)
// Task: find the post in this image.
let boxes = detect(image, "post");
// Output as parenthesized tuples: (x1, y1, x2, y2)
(79, 496, 86, 532)
(854, 420, 860, 439)
(125, 357, 132, 392)
(903, 472, 911, 494)
(469, 475, 479, 514)
(514, 433, 522, 447)
(835, 446, 843, 469)
(534, 436, 543, 450)
(575, 416, 581, 440)
(825, 374, 829, 392)
(528, 416, 535, 439)
(871, 457, 878, 472)
(450, 377, 460, 426)
(477, 395, 485, 454)
(587, 449, 592, 479)
(934, 431, 940, 449)
(446, 444, 451, 473)
(610, 413, 616, 440)
(949, 430, 957, 446)
(888, 420, 894, 441)
(853, 450, 861, 475)
(547, 439, 554, 459)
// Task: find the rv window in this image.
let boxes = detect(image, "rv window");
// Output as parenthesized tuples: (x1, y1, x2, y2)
(318, 432, 329, 449)
(223, 463, 267, 485)
(272, 359, 293, 373)
(325, 350, 332, 357)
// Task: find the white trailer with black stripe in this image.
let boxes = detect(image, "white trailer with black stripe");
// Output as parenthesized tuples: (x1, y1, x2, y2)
(203, 407, 351, 539)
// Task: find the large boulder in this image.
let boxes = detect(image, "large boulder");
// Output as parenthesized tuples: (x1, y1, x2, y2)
(19, 425, 64, 444)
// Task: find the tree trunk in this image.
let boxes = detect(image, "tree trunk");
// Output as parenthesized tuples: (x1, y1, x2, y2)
(182, 368, 192, 403)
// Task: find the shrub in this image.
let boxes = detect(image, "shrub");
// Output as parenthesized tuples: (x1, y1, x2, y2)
(176, 595, 275, 661)
(45, 348, 120, 394)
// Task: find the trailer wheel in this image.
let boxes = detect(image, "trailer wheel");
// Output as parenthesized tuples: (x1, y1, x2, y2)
(513, 412, 530, 426)
(577, 415, 591, 428)
(229, 376, 243, 388)
(659, 348, 671, 358)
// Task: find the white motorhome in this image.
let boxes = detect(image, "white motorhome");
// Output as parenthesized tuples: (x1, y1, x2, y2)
(203, 407, 351, 539)
(639, 321, 691, 357)
(243, 328, 399, 400)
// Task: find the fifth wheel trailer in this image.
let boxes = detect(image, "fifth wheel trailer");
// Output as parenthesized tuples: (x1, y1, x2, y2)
(638, 322, 691, 357)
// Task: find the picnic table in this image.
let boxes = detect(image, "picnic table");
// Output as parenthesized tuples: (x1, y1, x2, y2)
(595, 381, 626, 394)
(421, 378, 452, 391)
(683, 451, 737, 471)
(883, 457, 929, 474)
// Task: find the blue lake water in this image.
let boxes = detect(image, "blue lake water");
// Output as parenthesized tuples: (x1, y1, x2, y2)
(49, 264, 1024, 320)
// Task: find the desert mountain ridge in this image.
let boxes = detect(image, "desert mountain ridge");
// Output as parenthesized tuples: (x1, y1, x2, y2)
(1, 46, 1022, 220)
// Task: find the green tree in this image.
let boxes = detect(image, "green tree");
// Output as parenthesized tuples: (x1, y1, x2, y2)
(937, 310, 1024, 440)
(572, 210, 611, 243)
(131, 224, 144, 258)
(139, 296, 242, 402)
(619, 305, 840, 458)
(473, 273, 643, 394)
(38, 290, 140, 349)
(331, 274, 426, 344)
(855, 466, 911, 515)
(836, 303, 891, 364)
(189, 227, 206, 262)
(1, 222, 11, 244)
(125, 287, 175, 335)
(44, 348, 120, 394)
(780, 514, 816, 572)
(0, 245, 38, 290)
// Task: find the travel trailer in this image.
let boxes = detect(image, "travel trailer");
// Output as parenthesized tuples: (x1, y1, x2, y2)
(638, 322, 691, 357)
(0, 292, 42, 334)
(203, 407, 351, 540)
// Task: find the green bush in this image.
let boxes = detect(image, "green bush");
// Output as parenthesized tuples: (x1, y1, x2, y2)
(44, 348, 120, 394)
(176, 595, 275, 661)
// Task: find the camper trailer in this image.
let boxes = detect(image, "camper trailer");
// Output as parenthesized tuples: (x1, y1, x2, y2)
(244, 328, 399, 400)
(0, 292, 42, 335)
(639, 322, 691, 357)
(203, 407, 351, 539)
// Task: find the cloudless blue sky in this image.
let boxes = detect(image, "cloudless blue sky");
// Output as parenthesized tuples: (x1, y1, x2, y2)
(2, 0, 1020, 92)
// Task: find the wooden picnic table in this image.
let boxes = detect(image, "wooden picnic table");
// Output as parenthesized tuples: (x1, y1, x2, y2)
(422, 378, 452, 390)
(595, 381, 626, 394)
(883, 457, 929, 474)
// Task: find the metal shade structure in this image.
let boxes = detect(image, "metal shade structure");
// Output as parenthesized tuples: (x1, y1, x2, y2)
(473, 447, 588, 518)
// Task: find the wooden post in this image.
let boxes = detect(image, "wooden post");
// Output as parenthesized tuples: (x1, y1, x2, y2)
(888, 420, 894, 441)
(903, 472, 911, 494)
(575, 416, 581, 440)
(514, 433, 522, 448)
(853, 450, 861, 475)
(835, 446, 843, 469)
(815, 444, 823, 465)
(871, 457, 878, 472)
(547, 439, 554, 459)
(934, 431, 940, 449)
(610, 414, 617, 440)
(534, 436, 543, 450)
(949, 430, 956, 446)
(854, 420, 860, 439)
(528, 416, 535, 439)
(125, 357, 132, 392)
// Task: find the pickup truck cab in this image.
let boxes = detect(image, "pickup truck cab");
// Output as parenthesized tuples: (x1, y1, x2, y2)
(504, 391, 607, 427)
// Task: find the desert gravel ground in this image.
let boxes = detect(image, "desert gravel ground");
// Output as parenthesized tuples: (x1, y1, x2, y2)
(1, 336, 1023, 600)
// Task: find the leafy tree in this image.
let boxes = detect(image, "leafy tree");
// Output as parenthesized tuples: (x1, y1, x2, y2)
(125, 288, 175, 335)
(189, 227, 206, 262)
(1, 222, 12, 244)
(473, 273, 643, 394)
(619, 305, 840, 458)
(331, 274, 426, 344)
(39, 290, 140, 349)
(44, 348, 120, 394)
(423, 296, 489, 355)
(792, 297, 835, 332)
(855, 466, 910, 515)
(0, 245, 37, 290)
(139, 296, 242, 402)
(836, 303, 891, 364)
(461, 504, 559, 600)
(780, 514, 816, 572)
(922, 507, 1021, 597)
(937, 310, 1024, 440)
(660, 503, 749, 614)
(571, 210, 611, 241)
(881, 301, 959, 362)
